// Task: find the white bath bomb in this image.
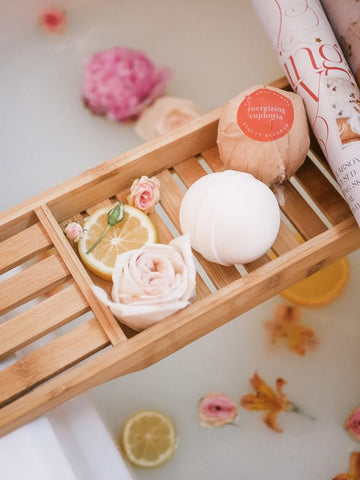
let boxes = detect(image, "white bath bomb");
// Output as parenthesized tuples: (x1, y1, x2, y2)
(179, 170, 280, 265)
(217, 85, 310, 186)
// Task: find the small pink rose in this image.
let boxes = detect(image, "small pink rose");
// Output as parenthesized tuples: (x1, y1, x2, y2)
(38, 7, 67, 34)
(135, 96, 202, 141)
(127, 176, 160, 214)
(198, 393, 238, 428)
(345, 406, 360, 441)
(64, 222, 83, 243)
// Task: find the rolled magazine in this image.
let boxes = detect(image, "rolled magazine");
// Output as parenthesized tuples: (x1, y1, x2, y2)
(321, 0, 360, 88)
(251, 0, 360, 226)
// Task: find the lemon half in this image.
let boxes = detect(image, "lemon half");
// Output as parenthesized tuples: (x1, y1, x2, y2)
(78, 205, 158, 281)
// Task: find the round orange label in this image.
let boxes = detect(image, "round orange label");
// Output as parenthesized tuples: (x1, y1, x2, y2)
(237, 88, 294, 142)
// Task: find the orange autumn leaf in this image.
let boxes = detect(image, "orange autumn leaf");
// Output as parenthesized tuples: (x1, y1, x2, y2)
(265, 304, 318, 355)
(333, 452, 360, 480)
(240, 372, 293, 433)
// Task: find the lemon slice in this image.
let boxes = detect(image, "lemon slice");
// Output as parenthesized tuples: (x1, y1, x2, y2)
(78, 204, 158, 281)
(120, 410, 177, 468)
(281, 256, 350, 307)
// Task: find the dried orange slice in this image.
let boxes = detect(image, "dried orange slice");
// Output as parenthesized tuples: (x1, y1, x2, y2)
(78, 204, 158, 281)
(281, 256, 350, 307)
(120, 410, 177, 468)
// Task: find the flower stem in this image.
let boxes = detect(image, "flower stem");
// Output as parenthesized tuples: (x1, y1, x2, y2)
(86, 224, 111, 253)
(288, 402, 316, 421)
(86, 202, 124, 254)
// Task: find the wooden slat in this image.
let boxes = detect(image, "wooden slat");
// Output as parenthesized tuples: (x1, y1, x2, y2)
(201, 146, 226, 172)
(35, 205, 127, 346)
(0, 283, 89, 359)
(0, 223, 52, 274)
(0, 212, 37, 243)
(277, 180, 327, 239)
(158, 168, 241, 289)
(295, 157, 351, 224)
(0, 216, 358, 437)
(243, 254, 271, 272)
(272, 221, 301, 256)
(0, 254, 70, 316)
(0, 317, 109, 407)
(173, 155, 210, 181)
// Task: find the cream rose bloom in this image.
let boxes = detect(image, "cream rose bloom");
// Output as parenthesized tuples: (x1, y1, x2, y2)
(93, 234, 196, 331)
(135, 96, 202, 141)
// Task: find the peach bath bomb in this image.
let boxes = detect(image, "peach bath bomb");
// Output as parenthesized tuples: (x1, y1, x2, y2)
(179, 170, 280, 265)
(217, 85, 310, 186)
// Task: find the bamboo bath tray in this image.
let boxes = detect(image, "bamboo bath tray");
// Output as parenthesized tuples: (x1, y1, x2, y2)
(0, 77, 359, 437)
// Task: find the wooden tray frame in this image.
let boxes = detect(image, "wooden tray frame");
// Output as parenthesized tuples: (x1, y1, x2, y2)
(0, 77, 359, 436)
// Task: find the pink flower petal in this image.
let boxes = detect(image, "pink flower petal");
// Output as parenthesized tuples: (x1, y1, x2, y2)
(345, 406, 360, 441)
(198, 393, 238, 428)
(82, 47, 171, 122)
(38, 7, 67, 34)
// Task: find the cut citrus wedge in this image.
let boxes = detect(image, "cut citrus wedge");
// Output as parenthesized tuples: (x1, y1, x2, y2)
(281, 256, 350, 307)
(78, 204, 158, 281)
(120, 410, 177, 468)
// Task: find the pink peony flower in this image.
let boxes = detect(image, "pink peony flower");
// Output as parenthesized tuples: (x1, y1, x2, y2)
(38, 7, 67, 34)
(92, 234, 196, 331)
(64, 222, 83, 242)
(135, 97, 202, 141)
(82, 47, 171, 122)
(198, 393, 238, 428)
(345, 406, 360, 441)
(127, 175, 160, 214)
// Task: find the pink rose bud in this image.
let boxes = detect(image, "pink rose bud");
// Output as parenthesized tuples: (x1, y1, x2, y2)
(198, 393, 238, 428)
(38, 7, 67, 34)
(64, 222, 83, 243)
(345, 405, 360, 441)
(127, 176, 160, 214)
